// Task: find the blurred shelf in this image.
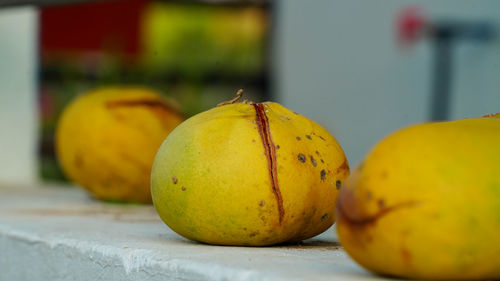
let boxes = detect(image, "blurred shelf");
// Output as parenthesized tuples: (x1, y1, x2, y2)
(0, 183, 380, 281)
(41, 68, 269, 89)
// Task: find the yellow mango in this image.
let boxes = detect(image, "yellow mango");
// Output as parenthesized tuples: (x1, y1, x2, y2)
(336, 114, 500, 279)
(56, 87, 184, 203)
(151, 94, 349, 246)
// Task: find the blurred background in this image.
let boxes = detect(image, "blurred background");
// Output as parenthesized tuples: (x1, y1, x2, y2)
(0, 0, 499, 185)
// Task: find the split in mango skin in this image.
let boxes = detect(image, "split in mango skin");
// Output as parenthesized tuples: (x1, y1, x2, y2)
(336, 113, 500, 280)
(56, 87, 184, 203)
(151, 90, 349, 246)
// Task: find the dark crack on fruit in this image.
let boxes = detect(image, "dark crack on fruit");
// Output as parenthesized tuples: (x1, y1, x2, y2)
(106, 98, 183, 117)
(306, 135, 312, 140)
(298, 153, 306, 163)
(321, 213, 328, 220)
(336, 197, 421, 227)
(172, 177, 178, 184)
(253, 103, 284, 224)
(310, 156, 317, 167)
(318, 135, 326, 141)
(106, 98, 183, 130)
(320, 169, 326, 180)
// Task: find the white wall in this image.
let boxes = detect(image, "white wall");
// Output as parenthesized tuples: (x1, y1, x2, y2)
(0, 7, 38, 184)
(274, 0, 500, 166)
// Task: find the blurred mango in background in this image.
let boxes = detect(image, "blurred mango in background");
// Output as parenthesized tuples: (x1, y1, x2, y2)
(56, 87, 184, 203)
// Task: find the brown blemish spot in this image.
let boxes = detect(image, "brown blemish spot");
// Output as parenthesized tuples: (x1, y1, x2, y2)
(172, 177, 178, 184)
(310, 156, 317, 167)
(253, 103, 284, 224)
(318, 135, 326, 141)
(315, 151, 320, 156)
(320, 169, 326, 181)
(306, 135, 312, 140)
(249, 232, 259, 237)
(276, 145, 280, 149)
(74, 154, 84, 168)
(321, 213, 328, 221)
(298, 153, 306, 163)
(401, 247, 412, 264)
(320, 159, 324, 163)
(259, 200, 265, 207)
(252, 139, 256, 143)
(336, 159, 350, 174)
(378, 199, 385, 208)
(181, 186, 186, 191)
(336, 180, 342, 190)
(357, 162, 365, 171)
(243, 227, 247, 231)
(296, 136, 301, 141)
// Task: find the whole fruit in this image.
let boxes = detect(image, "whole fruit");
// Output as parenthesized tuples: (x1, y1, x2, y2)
(336, 114, 500, 279)
(56, 87, 184, 203)
(151, 91, 349, 246)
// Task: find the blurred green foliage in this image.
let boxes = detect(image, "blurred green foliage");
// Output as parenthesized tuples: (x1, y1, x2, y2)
(39, 2, 269, 182)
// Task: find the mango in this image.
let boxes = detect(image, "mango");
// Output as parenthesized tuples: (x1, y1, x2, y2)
(151, 91, 349, 246)
(336, 114, 500, 279)
(56, 87, 184, 203)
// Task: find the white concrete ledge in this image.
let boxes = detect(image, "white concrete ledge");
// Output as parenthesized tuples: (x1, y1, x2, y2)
(0, 184, 382, 281)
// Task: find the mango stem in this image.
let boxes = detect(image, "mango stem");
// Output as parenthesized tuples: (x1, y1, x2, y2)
(217, 89, 246, 106)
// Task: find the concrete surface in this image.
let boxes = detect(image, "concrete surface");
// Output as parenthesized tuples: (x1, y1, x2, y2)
(0, 184, 386, 281)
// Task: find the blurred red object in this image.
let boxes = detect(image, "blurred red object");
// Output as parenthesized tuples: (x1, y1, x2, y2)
(41, 0, 149, 57)
(396, 5, 427, 46)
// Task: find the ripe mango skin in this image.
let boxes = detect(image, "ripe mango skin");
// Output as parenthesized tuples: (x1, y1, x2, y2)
(56, 87, 184, 203)
(151, 102, 349, 246)
(336, 116, 500, 280)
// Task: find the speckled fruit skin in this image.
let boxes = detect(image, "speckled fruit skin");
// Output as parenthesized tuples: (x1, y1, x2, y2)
(56, 87, 184, 203)
(336, 114, 500, 280)
(151, 102, 349, 246)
